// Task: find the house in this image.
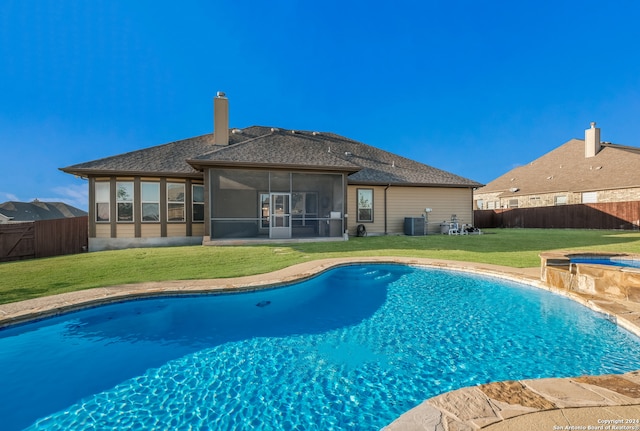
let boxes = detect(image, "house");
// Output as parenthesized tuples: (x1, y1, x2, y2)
(0, 200, 87, 223)
(61, 93, 482, 251)
(474, 123, 640, 210)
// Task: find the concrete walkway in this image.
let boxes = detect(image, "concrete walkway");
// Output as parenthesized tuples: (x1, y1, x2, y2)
(2, 256, 640, 430)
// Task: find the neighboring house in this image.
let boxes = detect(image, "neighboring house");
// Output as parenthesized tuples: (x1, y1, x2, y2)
(474, 123, 640, 210)
(0, 200, 87, 223)
(61, 93, 482, 251)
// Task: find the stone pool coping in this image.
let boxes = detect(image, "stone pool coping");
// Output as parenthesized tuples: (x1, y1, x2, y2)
(2, 256, 640, 430)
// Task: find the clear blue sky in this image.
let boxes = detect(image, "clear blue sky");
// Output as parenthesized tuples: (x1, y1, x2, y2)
(2, 0, 640, 210)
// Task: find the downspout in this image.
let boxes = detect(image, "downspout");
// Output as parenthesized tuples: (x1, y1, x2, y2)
(384, 184, 391, 234)
(471, 187, 476, 227)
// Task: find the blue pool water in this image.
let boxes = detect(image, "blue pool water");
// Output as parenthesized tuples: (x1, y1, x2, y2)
(571, 257, 640, 268)
(2, 264, 640, 430)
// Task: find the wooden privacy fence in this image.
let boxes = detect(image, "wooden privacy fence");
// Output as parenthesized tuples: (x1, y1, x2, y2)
(0, 216, 88, 262)
(475, 201, 640, 230)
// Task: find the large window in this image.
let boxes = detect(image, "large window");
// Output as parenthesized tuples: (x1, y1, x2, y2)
(582, 192, 597, 204)
(357, 188, 373, 222)
(95, 182, 110, 222)
(555, 195, 568, 206)
(116, 182, 134, 222)
(167, 183, 185, 222)
(141, 182, 160, 222)
(192, 184, 205, 222)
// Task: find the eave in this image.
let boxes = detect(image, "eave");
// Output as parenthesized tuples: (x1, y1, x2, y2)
(347, 180, 483, 188)
(59, 167, 204, 179)
(186, 159, 361, 174)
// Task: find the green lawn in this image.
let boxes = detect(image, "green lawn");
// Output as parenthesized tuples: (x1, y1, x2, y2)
(1, 228, 640, 305)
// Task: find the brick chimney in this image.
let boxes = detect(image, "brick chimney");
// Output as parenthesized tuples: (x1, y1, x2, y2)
(585, 121, 601, 158)
(214, 91, 229, 145)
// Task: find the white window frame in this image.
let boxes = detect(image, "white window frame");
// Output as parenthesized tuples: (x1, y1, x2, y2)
(192, 184, 205, 222)
(141, 182, 160, 222)
(555, 195, 568, 206)
(95, 182, 110, 222)
(116, 181, 134, 222)
(357, 188, 374, 222)
(167, 182, 185, 222)
(582, 192, 597, 204)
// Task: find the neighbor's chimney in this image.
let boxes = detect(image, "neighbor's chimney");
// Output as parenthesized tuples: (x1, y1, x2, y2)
(214, 91, 229, 145)
(585, 121, 601, 158)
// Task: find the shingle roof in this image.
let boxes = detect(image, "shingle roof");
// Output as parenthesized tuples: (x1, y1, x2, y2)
(475, 138, 640, 197)
(62, 126, 481, 187)
(0, 201, 87, 221)
(60, 131, 260, 177)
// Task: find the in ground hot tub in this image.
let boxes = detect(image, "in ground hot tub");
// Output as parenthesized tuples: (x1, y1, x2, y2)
(540, 252, 640, 303)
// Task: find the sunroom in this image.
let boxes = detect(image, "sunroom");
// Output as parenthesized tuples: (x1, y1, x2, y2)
(207, 168, 347, 240)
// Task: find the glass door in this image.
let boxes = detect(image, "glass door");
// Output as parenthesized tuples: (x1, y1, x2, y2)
(269, 193, 291, 239)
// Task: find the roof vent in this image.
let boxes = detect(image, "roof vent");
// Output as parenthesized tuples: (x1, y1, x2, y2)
(270, 127, 279, 132)
(345, 151, 352, 156)
(546, 176, 553, 180)
(231, 128, 243, 134)
(509, 187, 519, 192)
(291, 130, 297, 134)
(312, 131, 320, 136)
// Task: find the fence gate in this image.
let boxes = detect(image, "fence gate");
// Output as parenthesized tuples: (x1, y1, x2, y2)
(0, 222, 36, 262)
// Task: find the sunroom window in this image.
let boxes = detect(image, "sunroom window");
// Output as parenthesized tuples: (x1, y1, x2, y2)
(167, 183, 185, 222)
(116, 182, 134, 222)
(192, 184, 205, 222)
(141, 182, 160, 222)
(95, 182, 110, 222)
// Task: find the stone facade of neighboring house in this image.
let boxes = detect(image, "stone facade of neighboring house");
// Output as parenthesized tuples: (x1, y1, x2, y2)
(61, 93, 482, 251)
(474, 123, 640, 210)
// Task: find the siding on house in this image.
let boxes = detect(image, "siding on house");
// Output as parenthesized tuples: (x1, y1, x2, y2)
(387, 187, 473, 234)
(348, 185, 474, 235)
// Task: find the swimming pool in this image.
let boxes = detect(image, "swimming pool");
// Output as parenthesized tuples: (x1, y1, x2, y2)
(2, 264, 640, 430)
